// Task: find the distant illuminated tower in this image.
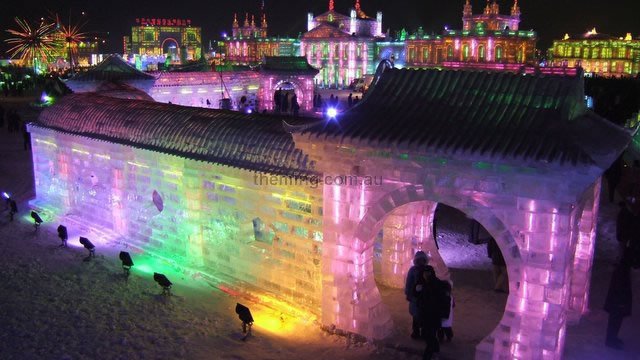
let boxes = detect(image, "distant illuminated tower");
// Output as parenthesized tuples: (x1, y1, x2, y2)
(225, 1, 296, 65)
(302, 0, 386, 88)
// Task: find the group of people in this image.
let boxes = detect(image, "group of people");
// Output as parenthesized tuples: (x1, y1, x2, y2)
(404, 251, 454, 360)
(273, 89, 300, 116)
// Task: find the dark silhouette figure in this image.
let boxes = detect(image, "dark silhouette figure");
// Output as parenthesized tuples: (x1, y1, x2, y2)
(347, 93, 353, 107)
(22, 122, 31, 150)
(604, 251, 633, 350)
(606, 156, 624, 203)
(416, 265, 448, 360)
(9, 199, 18, 221)
(405, 251, 429, 339)
(291, 93, 300, 117)
(274, 89, 282, 112)
(616, 201, 635, 260)
(438, 281, 454, 343)
(488, 237, 508, 293)
(353, 96, 360, 105)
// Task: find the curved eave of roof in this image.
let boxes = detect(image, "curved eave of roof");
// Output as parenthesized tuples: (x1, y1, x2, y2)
(69, 55, 156, 82)
(298, 67, 631, 169)
(33, 94, 319, 178)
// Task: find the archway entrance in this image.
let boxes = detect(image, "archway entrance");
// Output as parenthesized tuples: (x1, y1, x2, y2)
(273, 81, 301, 113)
(369, 198, 510, 358)
(161, 38, 180, 63)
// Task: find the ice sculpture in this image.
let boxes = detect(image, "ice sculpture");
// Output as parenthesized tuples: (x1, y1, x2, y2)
(30, 65, 632, 359)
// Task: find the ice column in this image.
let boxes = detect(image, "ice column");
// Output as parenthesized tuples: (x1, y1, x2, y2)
(567, 180, 600, 321)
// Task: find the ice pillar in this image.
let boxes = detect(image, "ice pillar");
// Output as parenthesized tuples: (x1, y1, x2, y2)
(567, 179, 600, 322)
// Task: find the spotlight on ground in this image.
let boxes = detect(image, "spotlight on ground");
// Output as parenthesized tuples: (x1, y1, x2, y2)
(327, 107, 338, 118)
(79, 237, 95, 260)
(31, 211, 43, 228)
(57, 225, 68, 247)
(119, 251, 134, 279)
(235, 303, 254, 340)
(153, 272, 172, 295)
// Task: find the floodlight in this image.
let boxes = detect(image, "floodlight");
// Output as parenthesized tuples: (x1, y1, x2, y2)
(327, 107, 338, 118)
(79, 237, 95, 260)
(119, 251, 134, 278)
(57, 225, 68, 247)
(2, 192, 9, 199)
(235, 303, 254, 340)
(31, 211, 43, 228)
(153, 272, 172, 295)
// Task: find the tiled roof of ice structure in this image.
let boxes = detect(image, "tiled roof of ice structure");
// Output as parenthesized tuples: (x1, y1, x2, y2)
(261, 57, 319, 74)
(34, 94, 317, 177)
(69, 55, 156, 82)
(299, 66, 631, 168)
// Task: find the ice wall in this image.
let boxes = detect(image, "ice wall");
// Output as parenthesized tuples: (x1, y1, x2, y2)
(30, 128, 324, 316)
(150, 71, 261, 110)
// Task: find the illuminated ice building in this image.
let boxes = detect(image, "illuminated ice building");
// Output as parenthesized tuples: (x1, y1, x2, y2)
(222, 8, 297, 65)
(32, 60, 631, 358)
(405, 0, 537, 70)
(548, 29, 640, 77)
(65, 55, 317, 112)
(301, 0, 386, 88)
(124, 18, 202, 71)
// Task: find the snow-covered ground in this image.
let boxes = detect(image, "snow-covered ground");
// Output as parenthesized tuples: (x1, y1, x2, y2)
(0, 97, 639, 359)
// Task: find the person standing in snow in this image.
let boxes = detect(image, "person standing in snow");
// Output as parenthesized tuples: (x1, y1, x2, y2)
(405, 250, 429, 339)
(416, 265, 447, 360)
(616, 201, 635, 260)
(604, 250, 633, 350)
(438, 281, 454, 343)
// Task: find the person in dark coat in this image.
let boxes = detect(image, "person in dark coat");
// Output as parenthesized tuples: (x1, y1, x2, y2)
(416, 265, 446, 360)
(347, 93, 353, 107)
(604, 251, 633, 349)
(9, 199, 18, 221)
(606, 156, 624, 203)
(22, 121, 31, 150)
(404, 250, 429, 339)
(274, 89, 282, 112)
(488, 237, 508, 293)
(291, 94, 300, 117)
(616, 201, 635, 260)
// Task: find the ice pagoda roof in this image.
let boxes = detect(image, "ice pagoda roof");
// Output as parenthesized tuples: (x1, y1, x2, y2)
(260, 57, 319, 74)
(299, 67, 631, 168)
(68, 55, 156, 82)
(34, 94, 317, 177)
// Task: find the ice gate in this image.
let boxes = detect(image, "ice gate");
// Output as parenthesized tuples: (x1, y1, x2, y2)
(29, 66, 631, 359)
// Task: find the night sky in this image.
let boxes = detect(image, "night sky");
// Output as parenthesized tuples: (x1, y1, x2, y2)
(2, 0, 640, 55)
